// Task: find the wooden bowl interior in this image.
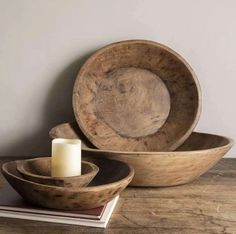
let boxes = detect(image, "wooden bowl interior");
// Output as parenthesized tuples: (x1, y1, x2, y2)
(50, 123, 231, 152)
(87, 157, 131, 185)
(7, 157, 131, 187)
(176, 132, 230, 151)
(73, 40, 201, 152)
(21, 159, 95, 177)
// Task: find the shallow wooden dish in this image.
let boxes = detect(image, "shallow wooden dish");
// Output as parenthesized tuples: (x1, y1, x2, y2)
(49, 122, 233, 187)
(16, 159, 99, 187)
(2, 157, 134, 210)
(73, 40, 201, 152)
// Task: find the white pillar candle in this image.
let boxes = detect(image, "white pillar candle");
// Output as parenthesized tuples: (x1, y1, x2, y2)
(51, 138, 81, 177)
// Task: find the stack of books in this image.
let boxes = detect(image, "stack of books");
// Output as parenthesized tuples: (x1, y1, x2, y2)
(0, 181, 118, 228)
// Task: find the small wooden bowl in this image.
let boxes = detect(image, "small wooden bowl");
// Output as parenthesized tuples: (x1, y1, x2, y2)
(2, 157, 134, 210)
(16, 159, 99, 187)
(49, 122, 233, 187)
(73, 40, 201, 152)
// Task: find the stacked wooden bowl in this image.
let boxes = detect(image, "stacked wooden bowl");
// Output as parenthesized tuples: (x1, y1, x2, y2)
(2, 157, 134, 210)
(49, 40, 233, 187)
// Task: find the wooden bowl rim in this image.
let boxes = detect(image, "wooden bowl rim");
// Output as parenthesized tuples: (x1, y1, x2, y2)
(16, 159, 99, 180)
(72, 39, 202, 151)
(80, 132, 234, 155)
(2, 160, 134, 192)
(49, 124, 234, 155)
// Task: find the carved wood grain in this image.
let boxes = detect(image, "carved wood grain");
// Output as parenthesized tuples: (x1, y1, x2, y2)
(73, 40, 201, 152)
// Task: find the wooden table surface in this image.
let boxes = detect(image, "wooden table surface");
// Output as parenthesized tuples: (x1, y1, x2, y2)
(0, 158, 235, 234)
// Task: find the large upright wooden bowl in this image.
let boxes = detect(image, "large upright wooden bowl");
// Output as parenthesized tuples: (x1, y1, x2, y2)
(73, 40, 201, 152)
(49, 123, 233, 187)
(2, 158, 134, 210)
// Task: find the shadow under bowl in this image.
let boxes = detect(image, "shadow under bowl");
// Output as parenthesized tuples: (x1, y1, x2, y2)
(16, 159, 99, 187)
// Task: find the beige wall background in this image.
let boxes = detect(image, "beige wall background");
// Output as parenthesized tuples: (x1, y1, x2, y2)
(0, 0, 235, 157)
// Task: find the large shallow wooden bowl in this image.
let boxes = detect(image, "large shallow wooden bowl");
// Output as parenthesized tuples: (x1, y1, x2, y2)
(2, 158, 134, 210)
(73, 40, 201, 152)
(16, 159, 99, 187)
(49, 123, 233, 187)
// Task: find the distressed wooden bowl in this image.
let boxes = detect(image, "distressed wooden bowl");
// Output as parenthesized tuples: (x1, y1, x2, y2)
(2, 157, 134, 210)
(16, 159, 99, 187)
(49, 122, 233, 187)
(73, 40, 201, 152)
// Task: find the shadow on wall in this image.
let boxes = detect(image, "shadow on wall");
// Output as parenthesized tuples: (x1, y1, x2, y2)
(1, 51, 94, 157)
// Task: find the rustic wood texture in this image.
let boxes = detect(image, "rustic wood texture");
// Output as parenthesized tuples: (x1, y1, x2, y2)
(16, 158, 99, 187)
(73, 40, 201, 152)
(0, 158, 236, 233)
(49, 123, 234, 187)
(94, 67, 171, 138)
(2, 157, 134, 210)
(49, 122, 94, 149)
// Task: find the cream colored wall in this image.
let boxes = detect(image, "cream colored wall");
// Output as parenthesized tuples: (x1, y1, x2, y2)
(0, 0, 235, 157)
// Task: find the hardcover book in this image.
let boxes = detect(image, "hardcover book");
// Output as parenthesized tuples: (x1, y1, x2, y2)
(0, 180, 118, 228)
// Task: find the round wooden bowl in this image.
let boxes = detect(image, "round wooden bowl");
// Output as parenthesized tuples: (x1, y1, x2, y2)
(73, 40, 201, 152)
(2, 157, 134, 210)
(49, 123, 233, 187)
(16, 159, 99, 187)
